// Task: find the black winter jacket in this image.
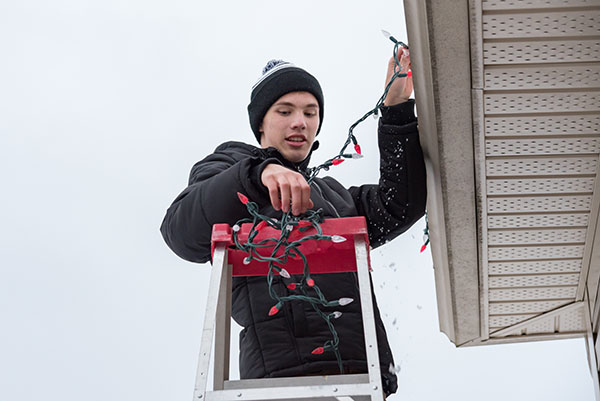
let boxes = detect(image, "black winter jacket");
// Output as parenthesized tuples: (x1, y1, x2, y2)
(160, 100, 426, 396)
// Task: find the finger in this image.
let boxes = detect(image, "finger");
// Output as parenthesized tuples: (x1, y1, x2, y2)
(391, 56, 400, 74)
(300, 181, 311, 214)
(385, 64, 393, 85)
(279, 179, 291, 213)
(290, 179, 303, 216)
(265, 180, 281, 211)
(401, 58, 410, 73)
(388, 55, 395, 67)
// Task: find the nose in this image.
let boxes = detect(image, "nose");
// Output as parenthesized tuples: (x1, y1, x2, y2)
(290, 111, 307, 130)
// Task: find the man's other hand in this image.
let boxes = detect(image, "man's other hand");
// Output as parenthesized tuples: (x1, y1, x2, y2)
(383, 47, 412, 106)
(261, 164, 314, 215)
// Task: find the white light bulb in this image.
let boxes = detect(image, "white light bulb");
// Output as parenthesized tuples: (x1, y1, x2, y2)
(338, 297, 354, 306)
(243, 256, 251, 265)
(286, 224, 294, 232)
(331, 235, 347, 243)
(352, 153, 364, 159)
(381, 29, 392, 40)
(232, 224, 240, 232)
(279, 268, 291, 279)
(332, 311, 343, 319)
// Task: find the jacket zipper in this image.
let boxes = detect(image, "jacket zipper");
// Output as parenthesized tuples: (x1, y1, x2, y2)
(311, 181, 341, 218)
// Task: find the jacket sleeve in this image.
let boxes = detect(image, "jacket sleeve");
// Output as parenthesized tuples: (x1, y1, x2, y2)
(348, 100, 427, 248)
(160, 142, 280, 263)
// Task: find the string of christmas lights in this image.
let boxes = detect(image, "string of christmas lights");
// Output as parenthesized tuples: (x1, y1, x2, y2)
(420, 211, 430, 253)
(233, 192, 352, 372)
(305, 30, 411, 184)
(232, 31, 428, 374)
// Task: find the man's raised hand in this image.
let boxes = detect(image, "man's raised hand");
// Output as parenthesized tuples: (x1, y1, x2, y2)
(383, 48, 412, 106)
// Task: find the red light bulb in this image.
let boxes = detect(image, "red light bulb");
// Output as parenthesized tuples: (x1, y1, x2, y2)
(420, 244, 427, 253)
(307, 278, 315, 287)
(311, 346, 324, 355)
(268, 304, 281, 316)
(354, 144, 362, 155)
(237, 192, 249, 205)
(287, 283, 297, 290)
(332, 159, 344, 166)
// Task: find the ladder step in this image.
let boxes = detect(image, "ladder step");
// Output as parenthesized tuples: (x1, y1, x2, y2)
(223, 374, 370, 389)
(205, 382, 376, 400)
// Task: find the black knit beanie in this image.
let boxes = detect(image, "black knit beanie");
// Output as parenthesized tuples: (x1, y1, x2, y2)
(248, 60, 324, 143)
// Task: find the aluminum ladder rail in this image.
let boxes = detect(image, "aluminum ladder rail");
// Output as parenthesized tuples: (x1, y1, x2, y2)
(192, 217, 385, 401)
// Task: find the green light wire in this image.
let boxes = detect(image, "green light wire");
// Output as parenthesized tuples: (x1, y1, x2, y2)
(233, 201, 346, 372)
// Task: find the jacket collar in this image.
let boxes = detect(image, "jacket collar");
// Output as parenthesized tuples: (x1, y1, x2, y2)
(259, 140, 319, 173)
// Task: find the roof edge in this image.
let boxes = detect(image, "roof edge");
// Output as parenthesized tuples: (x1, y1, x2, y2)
(404, 0, 456, 344)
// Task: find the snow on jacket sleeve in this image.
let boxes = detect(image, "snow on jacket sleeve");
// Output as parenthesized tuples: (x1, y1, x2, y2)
(348, 99, 427, 248)
(160, 142, 281, 263)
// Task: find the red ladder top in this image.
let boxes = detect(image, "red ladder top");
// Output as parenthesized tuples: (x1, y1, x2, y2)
(211, 216, 370, 277)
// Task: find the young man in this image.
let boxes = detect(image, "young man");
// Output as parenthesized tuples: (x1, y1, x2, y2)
(160, 54, 426, 397)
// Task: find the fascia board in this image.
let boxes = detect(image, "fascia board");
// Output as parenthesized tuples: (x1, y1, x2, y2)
(405, 0, 481, 346)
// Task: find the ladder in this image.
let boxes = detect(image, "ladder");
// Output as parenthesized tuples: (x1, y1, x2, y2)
(193, 216, 385, 401)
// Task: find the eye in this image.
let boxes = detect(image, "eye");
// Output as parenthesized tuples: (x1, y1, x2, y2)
(278, 110, 291, 116)
(304, 110, 317, 117)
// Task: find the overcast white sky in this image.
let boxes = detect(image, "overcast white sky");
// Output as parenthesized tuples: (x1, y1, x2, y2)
(0, 1, 595, 400)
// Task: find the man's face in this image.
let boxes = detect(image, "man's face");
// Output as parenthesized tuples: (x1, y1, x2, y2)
(259, 91, 319, 163)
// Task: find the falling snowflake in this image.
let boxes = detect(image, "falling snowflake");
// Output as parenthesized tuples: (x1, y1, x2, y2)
(388, 362, 401, 374)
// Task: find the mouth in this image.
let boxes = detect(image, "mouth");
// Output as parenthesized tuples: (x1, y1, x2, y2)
(285, 135, 307, 147)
